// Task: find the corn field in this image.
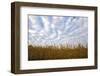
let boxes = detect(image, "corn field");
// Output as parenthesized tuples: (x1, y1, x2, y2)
(28, 44, 88, 60)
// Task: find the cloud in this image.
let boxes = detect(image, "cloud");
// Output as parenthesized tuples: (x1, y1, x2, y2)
(28, 15, 88, 47)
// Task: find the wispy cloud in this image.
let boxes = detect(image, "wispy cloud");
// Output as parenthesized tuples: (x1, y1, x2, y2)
(28, 15, 88, 47)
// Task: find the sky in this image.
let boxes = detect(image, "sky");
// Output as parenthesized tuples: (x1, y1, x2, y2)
(28, 15, 88, 48)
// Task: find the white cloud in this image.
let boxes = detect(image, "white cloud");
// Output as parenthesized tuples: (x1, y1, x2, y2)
(28, 15, 88, 47)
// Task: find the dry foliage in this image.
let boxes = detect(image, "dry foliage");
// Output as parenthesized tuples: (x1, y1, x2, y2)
(28, 44, 88, 60)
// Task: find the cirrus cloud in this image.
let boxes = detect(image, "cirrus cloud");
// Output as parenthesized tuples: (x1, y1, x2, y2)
(28, 15, 88, 48)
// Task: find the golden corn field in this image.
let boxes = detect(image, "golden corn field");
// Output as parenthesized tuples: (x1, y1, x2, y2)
(28, 44, 88, 60)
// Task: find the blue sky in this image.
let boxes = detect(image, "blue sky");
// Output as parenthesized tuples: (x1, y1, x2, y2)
(28, 15, 88, 48)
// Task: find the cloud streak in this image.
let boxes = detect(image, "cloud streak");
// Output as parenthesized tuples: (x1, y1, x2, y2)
(28, 15, 88, 47)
